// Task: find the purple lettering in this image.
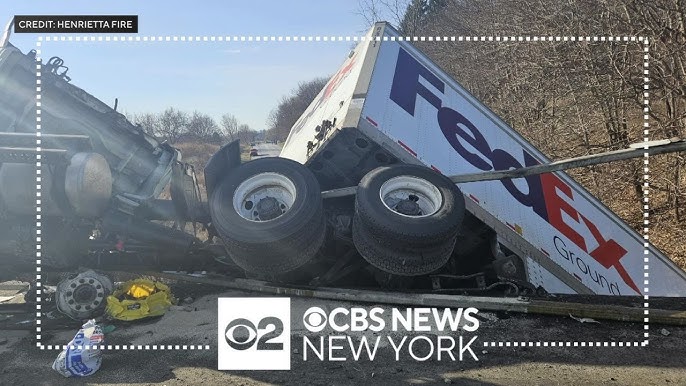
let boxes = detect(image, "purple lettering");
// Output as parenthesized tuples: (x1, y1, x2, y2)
(390, 48, 445, 116)
(437, 107, 492, 171)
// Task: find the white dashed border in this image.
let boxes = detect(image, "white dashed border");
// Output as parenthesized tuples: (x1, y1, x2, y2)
(35, 41, 42, 347)
(37, 35, 644, 42)
(642, 38, 650, 346)
(34, 34, 650, 350)
(483, 341, 645, 348)
(42, 344, 210, 350)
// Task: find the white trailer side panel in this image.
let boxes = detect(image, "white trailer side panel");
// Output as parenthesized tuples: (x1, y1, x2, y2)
(526, 257, 576, 294)
(280, 27, 379, 164)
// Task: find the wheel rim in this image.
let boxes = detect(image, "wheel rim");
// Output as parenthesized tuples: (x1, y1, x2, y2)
(379, 175, 442, 218)
(233, 172, 297, 222)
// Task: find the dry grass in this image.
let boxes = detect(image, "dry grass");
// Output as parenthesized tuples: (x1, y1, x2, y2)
(174, 141, 221, 190)
(170, 140, 253, 202)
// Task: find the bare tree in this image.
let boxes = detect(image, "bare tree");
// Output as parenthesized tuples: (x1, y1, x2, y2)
(237, 123, 257, 143)
(129, 112, 159, 137)
(356, 0, 413, 29)
(158, 107, 188, 143)
(187, 111, 218, 140)
(266, 77, 328, 142)
(220, 113, 240, 141)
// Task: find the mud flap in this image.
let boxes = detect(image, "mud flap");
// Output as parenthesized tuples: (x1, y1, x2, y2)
(204, 139, 242, 199)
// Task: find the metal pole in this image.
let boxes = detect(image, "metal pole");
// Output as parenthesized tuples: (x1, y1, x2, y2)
(321, 138, 686, 198)
(450, 138, 685, 183)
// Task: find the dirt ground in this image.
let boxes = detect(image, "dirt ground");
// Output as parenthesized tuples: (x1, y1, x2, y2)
(1, 282, 685, 386)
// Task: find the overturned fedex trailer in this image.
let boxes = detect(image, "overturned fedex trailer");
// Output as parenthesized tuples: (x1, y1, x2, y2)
(211, 22, 686, 297)
(1, 21, 685, 307)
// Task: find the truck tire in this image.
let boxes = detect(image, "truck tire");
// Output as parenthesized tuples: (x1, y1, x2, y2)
(353, 218, 456, 276)
(209, 157, 325, 275)
(355, 164, 465, 246)
(352, 164, 465, 275)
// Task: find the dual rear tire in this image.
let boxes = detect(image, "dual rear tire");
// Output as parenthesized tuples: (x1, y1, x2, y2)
(352, 164, 465, 276)
(209, 159, 465, 278)
(209, 157, 325, 276)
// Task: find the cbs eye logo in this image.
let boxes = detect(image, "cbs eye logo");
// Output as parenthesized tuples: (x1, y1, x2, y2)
(302, 306, 328, 332)
(217, 297, 291, 370)
(224, 317, 284, 351)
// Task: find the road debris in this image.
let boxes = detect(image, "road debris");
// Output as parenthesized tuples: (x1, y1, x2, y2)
(0, 280, 29, 304)
(661, 328, 670, 336)
(52, 319, 104, 377)
(102, 325, 116, 334)
(105, 278, 176, 321)
(569, 314, 600, 324)
(56, 270, 113, 320)
(162, 271, 207, 278)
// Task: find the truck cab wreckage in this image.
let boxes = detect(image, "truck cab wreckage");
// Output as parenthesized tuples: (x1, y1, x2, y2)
(2, 22, 686, 323)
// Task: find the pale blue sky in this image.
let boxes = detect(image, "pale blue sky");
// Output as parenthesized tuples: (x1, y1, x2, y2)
(3, 1, 397, 130)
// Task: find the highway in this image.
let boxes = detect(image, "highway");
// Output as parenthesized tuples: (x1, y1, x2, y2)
(250, 141, 281, 159)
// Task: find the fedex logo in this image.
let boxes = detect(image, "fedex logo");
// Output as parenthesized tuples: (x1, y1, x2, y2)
(389, 48, 640, 295)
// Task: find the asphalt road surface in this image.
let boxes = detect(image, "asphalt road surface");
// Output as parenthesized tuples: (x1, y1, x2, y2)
(251, 142, 282, 159)
(1, 281, 685, 386)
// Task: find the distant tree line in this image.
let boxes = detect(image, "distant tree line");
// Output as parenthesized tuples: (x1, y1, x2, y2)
(127, 79, 329, 148)
(265, 78, 328, 142)
(127, 108, 257, 145)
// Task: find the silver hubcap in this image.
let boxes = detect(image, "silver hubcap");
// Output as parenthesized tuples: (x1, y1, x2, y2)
(379, 175, 442, 218)
(233, 172, 297, 222)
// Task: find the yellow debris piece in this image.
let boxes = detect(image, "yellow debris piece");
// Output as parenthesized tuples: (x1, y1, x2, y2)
(105, 279, 177, 321)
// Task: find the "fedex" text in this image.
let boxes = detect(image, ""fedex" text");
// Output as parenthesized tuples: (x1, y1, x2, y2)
(389, 47, 639, 295)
